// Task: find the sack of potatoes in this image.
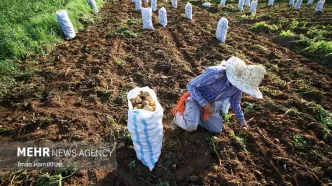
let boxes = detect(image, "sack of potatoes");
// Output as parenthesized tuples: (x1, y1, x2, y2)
(130, 90, 156, 112)
(127, 86, 164, 171)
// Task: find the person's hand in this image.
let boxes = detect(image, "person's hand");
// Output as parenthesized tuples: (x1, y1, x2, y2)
(203, 103, 214, 115)
(239, 122, 249, 130)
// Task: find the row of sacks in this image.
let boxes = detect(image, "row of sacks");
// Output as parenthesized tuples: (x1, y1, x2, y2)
(140, 4, 193, 29)
(233, 0, 325, 12)
(56, 0, 99, 40)
(140, 6, 229, 43)
(134, 0, 177, 11)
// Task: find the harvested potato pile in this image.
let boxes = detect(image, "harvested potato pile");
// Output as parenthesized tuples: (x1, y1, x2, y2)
(130, 90, 156, 112)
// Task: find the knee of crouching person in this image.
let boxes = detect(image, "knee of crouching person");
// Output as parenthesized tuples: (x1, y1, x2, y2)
(185, 126, 198, 132)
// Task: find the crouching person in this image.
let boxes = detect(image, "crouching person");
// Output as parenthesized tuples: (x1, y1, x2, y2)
(171, 56, 266, 134)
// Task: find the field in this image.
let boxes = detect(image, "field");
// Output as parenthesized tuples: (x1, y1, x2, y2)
(0, 0, 332, 185)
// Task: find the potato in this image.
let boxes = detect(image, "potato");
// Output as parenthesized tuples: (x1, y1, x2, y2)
(143, 92, 150, 97)
(130, 98, 136, 104)
(142, 100, 149, 106)
(137, 104, 143, 109)
(143, 105, 154, 112)
(148, 99, 155, 106)
(140, 90, 144, 95)
(135, 96, 142, 104)
(151, 105, 156, 111)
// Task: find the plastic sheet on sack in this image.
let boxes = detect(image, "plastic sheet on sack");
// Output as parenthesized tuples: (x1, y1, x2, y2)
(220, 0, 226, 6)
(56, 10, 76, 39)
(307, 0, 314, 5)
(158, 7, 167, 27)
(250, 0, 258, 13)
(268, 0, 274, 6)
(142, 8, 154, 30)
(294, 0, 303, 9)
(172, 0, 177, 8)
(152, 0, 157, 11)
(216, 17, 228, 43)
(88, 0, 99, 13)
(315, 0, 325, 12)
(185, 3, 193, 20)
(238, 0, 244, 11)
(245, 0, 251, 7)
(202, 2, 211, 7)
(136, 0, 142, 11)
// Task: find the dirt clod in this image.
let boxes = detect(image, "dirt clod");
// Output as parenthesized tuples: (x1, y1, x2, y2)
(227, 180, 238, 186)
(189, 175, 199, 182)
(116, 142, 125, 150)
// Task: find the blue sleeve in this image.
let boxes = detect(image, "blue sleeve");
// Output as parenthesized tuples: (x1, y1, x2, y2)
(230, 90, 245, 123)
(186, 68, 220, 107)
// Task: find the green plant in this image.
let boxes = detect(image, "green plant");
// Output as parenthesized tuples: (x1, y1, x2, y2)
(36, 169, 76, 186)
(127, 18, 141, 25)
(314, 105, 332, 130)
(307, 25, 331, 41)
(115, 28, 138, 38)
(304, 41, 332, 57)
(270, 73, 287, 88)
(109, 117, 115, 124)
(229, 131, 246, 150)
(284, 107, 299, 117)
(128, 160, 137, 168)
(243, 102, 261, 113)
(293, 135, 307, 148)
(252, 45, 270, 55)
(288, 19, 299, 30)
(210, 137, 222, 166)
(114, 57, 126, 67)
(250, 21, 278, 33)
(222, 113, 232, 123)
(280, 30, 299, 41)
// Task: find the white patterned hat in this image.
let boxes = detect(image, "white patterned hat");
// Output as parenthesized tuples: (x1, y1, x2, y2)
(225, 56, 266, 99)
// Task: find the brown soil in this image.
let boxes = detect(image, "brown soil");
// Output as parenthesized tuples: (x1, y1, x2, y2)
(1, 1, 332, 186)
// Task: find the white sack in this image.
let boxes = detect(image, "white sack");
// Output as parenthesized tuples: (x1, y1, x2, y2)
(172, 0, 177, 8)
(307, 0, 314, 5)
(158, 7, 167, 27)
(56, 10, 76, 39)
(245, 0, 251, 7)
(136, 0, 142, 11)
(250, 0, 258, 13)
(238, 0, 244, 11)
(268, 0, 274, 6)
(185, 3, 193, 20)
(127, 87, 164, 171)
(88, 0, 99, 12)
(152, 0, 157, 11)
(289, 0, 295, 6)
(142, 8, 154, 30)
(202, 2, 211, 7)
(315, 0, 325, 12)
(216, 17, 228, 43)
(294, 0, 303, 9)
(220, 0, 227, 6)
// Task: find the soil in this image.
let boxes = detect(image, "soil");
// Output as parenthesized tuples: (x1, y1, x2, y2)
(0, 1, 331, 186)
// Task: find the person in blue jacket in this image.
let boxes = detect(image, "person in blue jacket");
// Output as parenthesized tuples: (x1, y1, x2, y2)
(171, 56, 266, 134)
